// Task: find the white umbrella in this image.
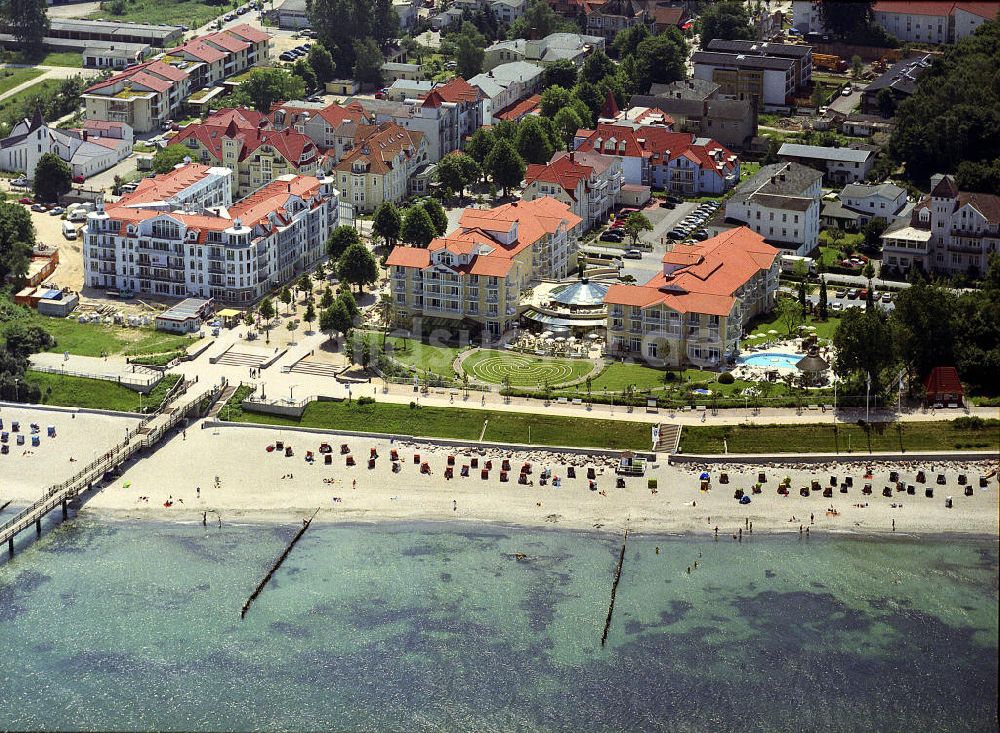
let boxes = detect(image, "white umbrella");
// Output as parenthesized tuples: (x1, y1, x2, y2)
(768, 329, 778, 335)
(587, 333, 600, 340)
(555, 336, 567, 343)
(545, 337, 555, 343)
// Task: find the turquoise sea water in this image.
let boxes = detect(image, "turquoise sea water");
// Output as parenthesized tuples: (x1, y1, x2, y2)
(0, 519, 996, 732)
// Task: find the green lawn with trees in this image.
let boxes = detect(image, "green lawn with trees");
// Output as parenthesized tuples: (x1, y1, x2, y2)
(87, 0, 222, 28)
(360, 332, 461, 376)
(24, 371, 181, 413)
(679, 418, 1000, 455)
(222, 398, 652, 450)
(0, 67, 43, 96)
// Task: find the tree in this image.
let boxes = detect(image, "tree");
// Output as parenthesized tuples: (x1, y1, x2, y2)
(376, 292, 396, 347)
(303, 299, 317, 332)
(435, 153, 480, 199)
(776, 297, 804, 336)
(862, 217, 888, 249)
(611, 24, 649, 59)
(421, 198, 449, 236)
(231, 68, 305, 112)
(543, 59, 577, 89)
(540, 85, 573, 118)
(308, 44, 337, 84)
(798, 280, 808, 310)
(634, 31, 687, 92)
(622, 212, 652, 247)
(891, 280, 956, 383)
(297, 273, 312, 298)
(508, 0, 559, 40)
(580, 49, 615, 85)
(485, 138, 526, 197)
(833, 306, 897, 395)
(338, 288, 360, 318)
(875, 88, 897, 119)
(291, 58, 318, 91)
(1, 202, 36, 285)
(698, 1, 752, 48)
(319, 299, 354, 343)
(320, 286, 335, 308)
(309, 0, 397, 73)
(552, 106, 586, 150)
(956, 158, 1000, 193)
(258, 297, 276, 325)
(401, 205, 437, 247)
(465, 126, 496, 168)
(0, 0, 48, 53)
(337, 242, 378, 294)
(851, 55, 864, 80)
(372, 202, 402, 248)
(279, 286, 293, 313)
(32, 153, 71, 203)
(514, 115, 557, 164)
(818, 279, 829, 319)
(811, 85, 827, 110)
(2, 322, 53, 358)
(454, 22, 486, 78)
(327, 224, 361, 260)
(820, 0, 873, 39)
(150, 144, 190, 175)
(352, 37, 385, 87)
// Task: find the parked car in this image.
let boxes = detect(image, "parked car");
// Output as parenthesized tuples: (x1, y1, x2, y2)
(62, 222, 77, 240)
(72, 174, 85, 184)
(666, 195, 682, 204)
(660, 200, 675, 209)
(48, 206, 65, 216)
(224, 12, 236, 20)
(882, 292, 892, 303)
(693, 229, 709, 241)
(667, 229, 686, 240)
(846, 289, 859, 299)
(600, 232, 623, 243)
(18, 196, 33, 204)
(623, 249, 643, 259)
(31, 203, 47, 212)
(835, 289, 847, 298)
(11, 176, 29, 187)
(842, 85, 852, 96)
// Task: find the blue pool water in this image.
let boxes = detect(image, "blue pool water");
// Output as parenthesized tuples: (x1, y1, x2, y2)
(738, 352, 802, 369)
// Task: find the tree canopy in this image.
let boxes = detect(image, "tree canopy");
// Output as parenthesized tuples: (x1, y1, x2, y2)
(435, 152, 480, 198)
(420, 198, 449, 236)
(308, 44, 337, 84)
(485, 138, 526, 197)
(698, 1, 752, 47)
(401, 205, 437, 247)
(230, 68, 305, 112)
(327, 224, 362, 260)
(372, 202, 402, 247)
(352, 37, 386, 87)
(634, 31, 688, 92)
(151, 144, 190, 174)
(0, 0, 48, 52)
(337, 242, 379, 294)
(309, 0, 398, 74)
(0, 201, 35, 284)
(33, 152, 71, 203)
(514, 115, 560, 164)
(542, 59, 578, 89)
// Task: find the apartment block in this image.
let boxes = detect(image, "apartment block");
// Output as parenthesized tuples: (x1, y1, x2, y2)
(705, 39, 813, 91)
(84, 163, 339, 303)
(82, 60, 190, 133)
(270, 100, 368, 163)
(161, 23, 270, 90)
(523, 151, 624, 231)
(691, 50, 796, 109)
(385, 197, 583, 337)
(333, 122, 429, 213)
(604, 227, 780, 368)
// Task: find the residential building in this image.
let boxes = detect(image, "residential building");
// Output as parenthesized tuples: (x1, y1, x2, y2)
(777, 142, 876, 184)
(573, 123, 739, 195)
(603, 227, 780, 368)
(432, 77, 485, 142)
(523, 150, 624, 231)
(491, 0, 527, 24)
(45, 18, 184, 47)
(160, 24, 270, 91)
(494, 94, 542, 122)
(84, 163, 341, 303)
(873, 1, 996, 43)
(83, 42, 149, 69)
(333, 122, 428, 213)
(691, 50, 797, 108)
(431, 7, 465, 30)
(382, 62, 424, 83)
(585, 0, 651, 42)
(648, 78, 721, 102)
(354, 92, 460, 163)
(645, 3, 690, 34)
(385, 197, 583, 337)
(482, 32, 605, 71)
(171, 108, 324, 197)
(881, 173, 1000, 276)
(269, 100, 368, 163)
(1, 110, 133, 179)
(628, 94, 757, 151)
(705, 39, 813, 91)
(860, 54, 933, 117)
(393, 0, 418, 30)
(386, 79, 435, 101)
(468, 61, 545, 124)
(820, 182, 907, 230)
(267, 0, 309, 28)
(791, 0, 825, 35)
(713, 162, 822, 255)
(82, 60, 190, 133)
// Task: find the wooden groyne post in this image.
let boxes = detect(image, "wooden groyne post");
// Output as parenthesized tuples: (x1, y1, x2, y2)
(601, 526, 630, 646)
(241, 508, 319, 619)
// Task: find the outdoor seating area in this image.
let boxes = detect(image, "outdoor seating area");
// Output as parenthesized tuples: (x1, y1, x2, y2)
(506, 329, 604, 359)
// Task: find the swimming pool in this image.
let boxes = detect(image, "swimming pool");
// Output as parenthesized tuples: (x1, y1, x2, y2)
(737, 352, 802, 369)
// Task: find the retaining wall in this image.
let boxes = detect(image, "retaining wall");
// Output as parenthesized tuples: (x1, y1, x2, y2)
(670, 450, 999, 465)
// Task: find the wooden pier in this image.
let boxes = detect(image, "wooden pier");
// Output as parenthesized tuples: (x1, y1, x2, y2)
(241, 508, 320, 619)
(601, 526, 630, 646)
(0, 380, 227, 558)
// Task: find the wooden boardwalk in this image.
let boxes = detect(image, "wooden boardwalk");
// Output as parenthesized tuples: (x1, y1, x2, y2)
(1, 380, 228, 557)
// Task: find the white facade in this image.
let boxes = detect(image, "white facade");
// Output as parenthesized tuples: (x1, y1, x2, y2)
(0, 112, 133, 180)
(874, 7, 951, 44)
(954, 6, 992, 40)
(840, 183, 907, 225)
(468, 61, 544, 123)
(84, 165, 339, 303)
(791, 0, 825, 34)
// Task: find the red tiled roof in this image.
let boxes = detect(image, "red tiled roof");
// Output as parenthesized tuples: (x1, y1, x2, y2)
(873, 1, 993, 16)
(227, 23, 271, 43)
(333, 121, 423, 175)
(121, 163, 216, 203)
(604, 227, 778, 316)
(202, 31, 249, 53)
(576, 123, 736, 178)
(172, 109, 318, 167)
(495, 94, 541, 122)
(434, 77, 481, 104)
(386, 246, 431, 268)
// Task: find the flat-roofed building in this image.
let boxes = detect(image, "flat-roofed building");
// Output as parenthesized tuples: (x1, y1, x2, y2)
(47, 18, 184, 47)
(691, 50, 796, 108)
(705, 38, 813, 90)
(604, 227, 780, 368)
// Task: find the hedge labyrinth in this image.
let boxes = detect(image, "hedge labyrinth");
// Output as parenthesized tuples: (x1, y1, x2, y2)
(461, 349, 597, 388)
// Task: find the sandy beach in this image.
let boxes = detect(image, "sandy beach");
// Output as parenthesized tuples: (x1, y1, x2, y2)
(1, 406, 996, 537)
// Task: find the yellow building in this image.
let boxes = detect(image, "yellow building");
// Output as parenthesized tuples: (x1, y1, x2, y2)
(604, 226, 779, 368)
(385, 197, 582, 337)
(333, 122, 428, 213)
(171, 108, 324, 197)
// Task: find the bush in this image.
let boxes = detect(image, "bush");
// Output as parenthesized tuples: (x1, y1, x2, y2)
(718, 371, 735, 385)
(356, 395, 375, 406)
(409, 401, 418, 409)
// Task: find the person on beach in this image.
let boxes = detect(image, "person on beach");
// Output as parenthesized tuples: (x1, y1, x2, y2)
(452, 499, 457, 512)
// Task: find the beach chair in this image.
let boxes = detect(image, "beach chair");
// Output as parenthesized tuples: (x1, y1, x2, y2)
(567, 466, 576, 478)
(485, 460, 493, 470)
(392, 462, 401, 473)
(700, 480, 710, 492)
(414, 453, 420, 464)
(445, 466, 453, 480)
(916, 471, 926, 483)
(390, 449, 399, 461)
(500, 471, 508, 482)
(340, 444, 349, 454)
(799, 487, 809, 497)
(862, 483, 872, 495)
(324, 454, 332, 465)
(285, 446, 294, 457)
(420, 462, 430, 474)
(460, 465, 469, 477)
(925, 487, 934, 498)
(823, 487, 832, 498)
(734, 488, 744, 499)
(719, 472, 729, 484)
(882, 486, 892, 497)
(752, 483, 762, 494)
(346, 455, 355, 466)
(840, 483, 848, 494)
(845, 477, 853, 487)
(518, 473, 529, 485)
(447, 455, 455, 466)
(587, 467, 596, 480)
(777, 485, 788, 496)
(471, 457, 479, 468)
(540, 476, 548, 486)
(0, 444, 7, 455)
(275, 440, 284, 450)
(906, 484, 915, 495)
(319, 443, 332, 454)
(980, 476, 989, 488)
(889, 471, 899, 482)
(47, 426, 56, 438)
(958, 474, 967, 485)
(11, 421, 19, 432)
(368, 458, 376, 469)
(305, 451, 314, 463)
(370, 447, 378, 459)
(896, 481, 905, 492)
(522, 462, 531, 475)
(589, 480, 597, 491)
(617, 478, 625, 488)
(757, 472, 766, 483)
(830, 475, 837, 487)
(936, 474, 946, 485)
(811, 479, 820, 491)
(481, 469, 489, 480)
(502, 459, 511, 471)
(965, 485, 973, 497)
(0, 432, 7, 443)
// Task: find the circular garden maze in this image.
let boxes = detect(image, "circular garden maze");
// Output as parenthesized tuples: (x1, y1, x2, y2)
(461, 349, 597, 388)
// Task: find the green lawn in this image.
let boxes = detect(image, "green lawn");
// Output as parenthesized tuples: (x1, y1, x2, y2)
(739, 161, 761, 181)
(0, 67, 44, 96)
(744, 309, 842, 343)
(224, 398, 652, 450)
(37, 317, 195, 358)
(362, 332, 461, 378)
(4, 52, 82, 67)
(588, 362, 670, 392)
(25, 371, 181, 413)
(679, 419, 1000, 455)
(0, 79, 63, 132)
(88, 0, 223, 27)
(462, 349, 596, 387)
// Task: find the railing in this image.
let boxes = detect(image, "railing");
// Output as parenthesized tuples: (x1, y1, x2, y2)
(27, 364, 160, 389)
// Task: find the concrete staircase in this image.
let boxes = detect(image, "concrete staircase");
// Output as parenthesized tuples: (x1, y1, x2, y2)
(654, 423, 682, 454)
(288, 360, 342, 378)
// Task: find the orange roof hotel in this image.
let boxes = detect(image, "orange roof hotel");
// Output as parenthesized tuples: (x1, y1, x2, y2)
(84, 163, 339, 303)
(386, 197, 582, 337)
(603, 227, 779, 368)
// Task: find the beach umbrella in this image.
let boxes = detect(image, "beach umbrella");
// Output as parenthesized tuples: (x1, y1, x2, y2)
(699, 471, 710, 480)
(767, 329, 778, 335)
(587, 333, 600, 340)
(555, 336, 567, 343)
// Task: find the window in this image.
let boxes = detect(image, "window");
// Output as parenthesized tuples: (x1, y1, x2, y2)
(646, 342, 657, 358)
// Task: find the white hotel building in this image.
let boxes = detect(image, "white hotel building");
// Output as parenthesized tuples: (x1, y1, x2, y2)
(84, 163, 339, 303)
